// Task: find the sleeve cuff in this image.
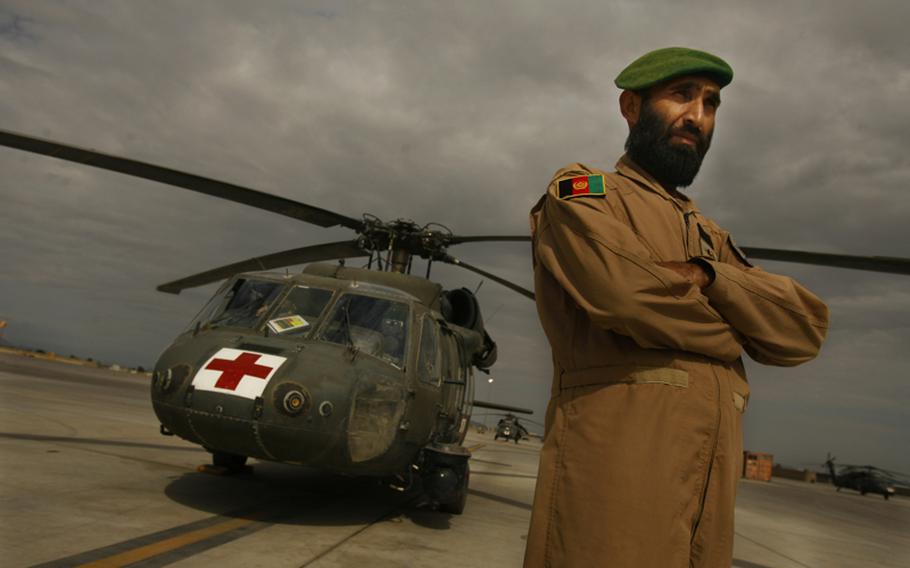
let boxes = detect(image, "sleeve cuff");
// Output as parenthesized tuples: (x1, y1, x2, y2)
(687, 257, 717, 288)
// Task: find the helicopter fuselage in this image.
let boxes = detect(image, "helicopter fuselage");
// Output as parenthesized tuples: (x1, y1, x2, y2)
(151, 264, 480, 478)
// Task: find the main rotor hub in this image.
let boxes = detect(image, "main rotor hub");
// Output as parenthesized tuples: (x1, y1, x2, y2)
(357, 216, 454, 261)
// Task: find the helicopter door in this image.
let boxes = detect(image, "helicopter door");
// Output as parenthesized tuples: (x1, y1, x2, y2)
(437, 330, 473, 444)
(437, 331, 461, 442)
(405, 315, 442, 443)
(456, 350, 474, 444)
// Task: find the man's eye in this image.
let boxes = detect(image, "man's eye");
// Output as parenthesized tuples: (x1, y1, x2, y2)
(674, 89, 691, 100)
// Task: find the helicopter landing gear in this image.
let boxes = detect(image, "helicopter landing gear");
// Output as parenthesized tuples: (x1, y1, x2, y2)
(198, 451, 251, 475)
(419, 443, 471, 515)
(438, 463, 469, 515)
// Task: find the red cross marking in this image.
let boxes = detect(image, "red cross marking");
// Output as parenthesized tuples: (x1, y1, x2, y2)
(204, 352, 273, 391)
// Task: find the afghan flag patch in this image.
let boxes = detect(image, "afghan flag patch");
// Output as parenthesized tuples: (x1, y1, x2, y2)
(557, 174, 606, 199)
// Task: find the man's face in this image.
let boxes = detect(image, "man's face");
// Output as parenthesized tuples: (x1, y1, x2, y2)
(624, 76, 721, 189)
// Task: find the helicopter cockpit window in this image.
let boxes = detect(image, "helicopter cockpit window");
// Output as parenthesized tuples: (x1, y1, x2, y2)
(266, 286, 334, 336)
(197, 278, 284, 330)
(319, 294, 409, 368)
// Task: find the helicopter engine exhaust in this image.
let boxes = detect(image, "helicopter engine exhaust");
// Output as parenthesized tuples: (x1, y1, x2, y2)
(441, 288, 497, 369)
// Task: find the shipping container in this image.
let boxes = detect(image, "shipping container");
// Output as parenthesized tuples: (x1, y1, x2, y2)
(743, 451, 773, 482)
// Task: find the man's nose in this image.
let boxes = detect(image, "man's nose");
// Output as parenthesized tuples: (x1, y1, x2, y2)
(682, 100, 706, 130)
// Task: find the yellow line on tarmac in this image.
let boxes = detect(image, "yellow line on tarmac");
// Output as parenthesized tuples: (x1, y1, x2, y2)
(467, 442, 486, 453)
(76, 515, 263, 568)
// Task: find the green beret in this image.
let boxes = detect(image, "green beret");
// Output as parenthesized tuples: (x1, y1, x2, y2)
(614, 47, 733, 91)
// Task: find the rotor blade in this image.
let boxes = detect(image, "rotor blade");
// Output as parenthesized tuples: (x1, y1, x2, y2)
(741, 247, 910, 275)
(472, 400, 533, 415)
(157, 240, 367, 294)
(438, 254, 535, 300)
(0, 128, 364, 231)
(447, 235, 531, 245)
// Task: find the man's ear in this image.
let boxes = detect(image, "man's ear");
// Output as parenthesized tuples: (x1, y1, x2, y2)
(619, 90, 641, 127)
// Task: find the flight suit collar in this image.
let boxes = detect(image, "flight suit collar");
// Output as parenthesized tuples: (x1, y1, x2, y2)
(615, 154, 696, 213)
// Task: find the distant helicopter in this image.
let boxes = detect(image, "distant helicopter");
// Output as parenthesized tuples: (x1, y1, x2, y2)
(823, 455, 902, 500)
(489, 413, 543, 444)
(3, 128, 910, 515)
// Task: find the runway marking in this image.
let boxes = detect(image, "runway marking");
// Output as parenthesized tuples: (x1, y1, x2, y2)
(31, 509, 274, 568)
(33, 482, 418, 567)
(466, 442, 486, 452)
(76, 515, 267, 567)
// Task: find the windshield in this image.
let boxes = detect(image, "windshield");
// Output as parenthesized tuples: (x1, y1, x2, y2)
(193, 278, 284, 330)
(265, 286, 334, 337)
(319, 294, 410, 368)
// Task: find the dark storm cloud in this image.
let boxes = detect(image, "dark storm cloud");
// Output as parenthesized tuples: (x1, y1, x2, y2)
(1, 0, 907, 471)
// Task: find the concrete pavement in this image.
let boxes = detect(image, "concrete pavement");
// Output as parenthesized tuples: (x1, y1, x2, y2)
(0, 352, 907, 567)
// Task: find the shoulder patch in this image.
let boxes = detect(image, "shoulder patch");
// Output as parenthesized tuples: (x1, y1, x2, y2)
(557, 174, 606, 199)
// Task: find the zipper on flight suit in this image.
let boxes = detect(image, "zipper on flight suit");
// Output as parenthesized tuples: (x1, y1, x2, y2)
(675, 202, 721, 550)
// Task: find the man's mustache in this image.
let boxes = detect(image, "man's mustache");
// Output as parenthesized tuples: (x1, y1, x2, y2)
(668, 124, 710, 155)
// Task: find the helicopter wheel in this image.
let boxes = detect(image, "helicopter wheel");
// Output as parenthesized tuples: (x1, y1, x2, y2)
(212, 451, 248, 470)
(438, 463, 470, 515)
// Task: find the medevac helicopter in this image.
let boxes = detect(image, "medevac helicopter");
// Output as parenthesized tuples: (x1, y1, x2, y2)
(2, 128, 910, 514)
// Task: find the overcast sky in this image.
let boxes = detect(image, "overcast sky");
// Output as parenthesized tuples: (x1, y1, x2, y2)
(1, 1, 908, 474)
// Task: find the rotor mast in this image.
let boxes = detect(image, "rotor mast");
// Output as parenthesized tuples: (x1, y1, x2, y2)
(389, 247, 412, 274)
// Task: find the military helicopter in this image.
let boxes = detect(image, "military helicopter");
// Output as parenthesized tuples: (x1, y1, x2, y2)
(479, 413, 543, 443)
(823, 454, 904, 500)
(494, 414, 530, 443)
(2, 128, 910, 515)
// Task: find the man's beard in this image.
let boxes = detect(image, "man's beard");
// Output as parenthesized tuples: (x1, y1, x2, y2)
(625, 102, 712, 189)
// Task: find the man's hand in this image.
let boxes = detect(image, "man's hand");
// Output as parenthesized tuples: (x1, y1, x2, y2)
(656, 261, 713, 290)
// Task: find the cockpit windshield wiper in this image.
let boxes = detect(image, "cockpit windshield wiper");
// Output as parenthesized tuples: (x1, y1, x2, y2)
(341, 303, 358, 357)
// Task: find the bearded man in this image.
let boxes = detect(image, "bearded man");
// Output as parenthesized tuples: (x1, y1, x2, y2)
(523, 47, 829, 567)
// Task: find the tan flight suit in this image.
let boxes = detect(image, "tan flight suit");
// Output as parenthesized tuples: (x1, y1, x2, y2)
(523, 155, 828, 568)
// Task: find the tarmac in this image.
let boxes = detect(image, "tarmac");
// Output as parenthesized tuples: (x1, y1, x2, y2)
(0, 352, 907, 567)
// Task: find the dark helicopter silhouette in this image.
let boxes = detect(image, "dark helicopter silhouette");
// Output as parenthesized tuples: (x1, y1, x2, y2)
(492, 413, 545, 444)
(495, 414, 529, 443)
(3, 127, 910, 515)
(824, 454, 903, 500)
